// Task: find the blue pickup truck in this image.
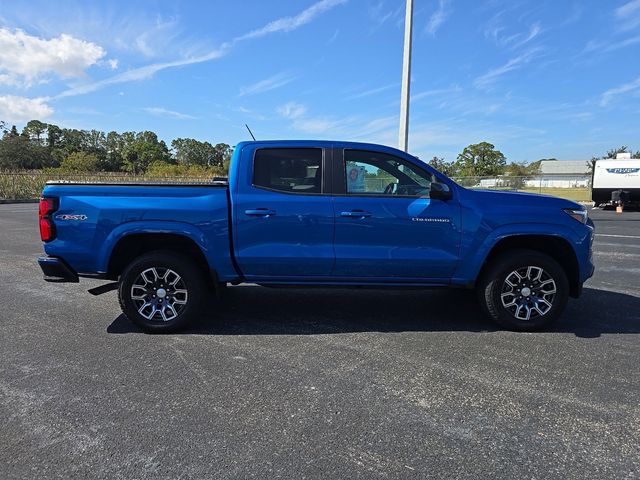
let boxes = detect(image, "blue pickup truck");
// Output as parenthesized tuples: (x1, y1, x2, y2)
(38, 140, 594, 333)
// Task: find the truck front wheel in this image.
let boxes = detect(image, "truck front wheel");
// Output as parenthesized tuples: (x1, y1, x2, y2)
(477, 249, 569, 331)
(118, 251, 206, 333)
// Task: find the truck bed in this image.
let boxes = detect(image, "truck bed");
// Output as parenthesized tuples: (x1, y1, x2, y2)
(41, 182, 236, 278)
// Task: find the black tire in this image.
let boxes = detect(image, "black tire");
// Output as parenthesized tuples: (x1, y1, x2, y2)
(477, 249, 569, 331)
(118, 250, 207, 333)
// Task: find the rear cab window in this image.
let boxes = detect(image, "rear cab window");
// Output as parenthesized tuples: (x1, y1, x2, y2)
(253, 148, 323, 194)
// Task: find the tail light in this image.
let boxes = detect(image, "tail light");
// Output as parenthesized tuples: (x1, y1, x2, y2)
(39, 197, 58, 242)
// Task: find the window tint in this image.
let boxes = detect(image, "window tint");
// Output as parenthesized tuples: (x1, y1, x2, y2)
(253, 148, 323, 194)
(344, 150, 432, 197)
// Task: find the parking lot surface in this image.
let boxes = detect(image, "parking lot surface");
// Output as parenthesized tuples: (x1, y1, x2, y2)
(1, 204, 639, 479)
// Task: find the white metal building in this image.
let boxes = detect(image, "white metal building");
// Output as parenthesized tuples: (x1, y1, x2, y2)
(524, 160, 590, 188)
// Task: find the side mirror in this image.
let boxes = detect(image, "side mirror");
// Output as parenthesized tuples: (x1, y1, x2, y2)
(430, 182, 452, 201)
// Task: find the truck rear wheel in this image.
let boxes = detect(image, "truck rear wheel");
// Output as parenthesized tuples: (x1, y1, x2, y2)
(118, 251, 206, 333)
(477, 249, 569, 331)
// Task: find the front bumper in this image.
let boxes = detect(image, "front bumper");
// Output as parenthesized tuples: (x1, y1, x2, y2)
(38, 256, 79, 283)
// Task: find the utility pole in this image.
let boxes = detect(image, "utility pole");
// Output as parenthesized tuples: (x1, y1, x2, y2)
(398, 0, 413, 152)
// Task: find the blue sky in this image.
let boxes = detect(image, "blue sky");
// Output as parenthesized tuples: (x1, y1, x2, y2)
(0, 0, 639, 162)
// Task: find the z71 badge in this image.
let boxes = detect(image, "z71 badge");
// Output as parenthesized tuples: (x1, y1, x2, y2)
(55, 214, 88, 221)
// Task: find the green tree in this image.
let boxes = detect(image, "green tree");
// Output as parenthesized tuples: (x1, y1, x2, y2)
(122, 131, 170, 174)
(504, 161, 530, 176)
(172, 138, 216, 166)
(503, 161, 535, 189)
(46, 124, 62, 148)
(8, 125, 19, 138)
(213, 143, 232, 167)
(605, 146, 628, 159)
(0, 133, 51, 169)
(22, 120, 48, 145)
(59, 151, 100, 172)
(427, 156, 456, 176)
(526, 159, 544, 175)
(454, 142, 506, 177)
(103, 131, 124, 171)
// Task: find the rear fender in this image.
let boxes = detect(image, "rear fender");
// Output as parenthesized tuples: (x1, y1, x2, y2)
(98, 221, 213, 273)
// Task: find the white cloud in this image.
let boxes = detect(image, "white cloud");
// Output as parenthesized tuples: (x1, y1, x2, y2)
(239, 72, 297, 97)
(143, 107, 198, 120)
(411, 85, 462, 102)
(0, 28, 105, 86)
(344, 83, 398, 100)
(54, 0, 345, 100)
(615, 0, 640, 30)
(368, 2, 396, 30)
(600, 76, 640, 106)
(0, 95, 53, 122)
(473, 49, 540, 89)
(581, 1, 640, 55)
(235, 0, 348, 42)
(425, 0, 451, 36)
(56, 47, 228, 98)
(510, 23, 541, 49)
(276, 101, 395, 138)
(106, 59, 119, 70)
(277, 102, 307, 119)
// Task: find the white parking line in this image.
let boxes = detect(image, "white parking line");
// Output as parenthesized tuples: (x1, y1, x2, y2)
(596, 234, 640, 239)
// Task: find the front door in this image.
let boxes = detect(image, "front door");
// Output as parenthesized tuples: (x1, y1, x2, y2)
(332, 148, 461, 280)
(233, 146, 334, 278)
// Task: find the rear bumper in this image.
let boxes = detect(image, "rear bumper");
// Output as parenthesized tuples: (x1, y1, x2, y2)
(38, 256, 79, 283)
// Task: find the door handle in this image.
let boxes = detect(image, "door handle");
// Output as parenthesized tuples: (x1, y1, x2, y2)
(340, 210, 372, 218)
(245, 208, 276, 217)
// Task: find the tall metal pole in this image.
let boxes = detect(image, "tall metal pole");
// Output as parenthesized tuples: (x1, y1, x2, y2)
(398, 0, 414, 152)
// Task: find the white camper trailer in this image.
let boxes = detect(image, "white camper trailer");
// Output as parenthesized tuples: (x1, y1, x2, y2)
(592, 154, 640, 206)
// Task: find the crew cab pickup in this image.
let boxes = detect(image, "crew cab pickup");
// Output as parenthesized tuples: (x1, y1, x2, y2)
(38, 141, 594, 333)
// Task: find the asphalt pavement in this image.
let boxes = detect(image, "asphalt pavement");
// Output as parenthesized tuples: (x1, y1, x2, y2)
(0, 204, 638, 479)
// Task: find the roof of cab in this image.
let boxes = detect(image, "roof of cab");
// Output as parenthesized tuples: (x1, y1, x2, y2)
(234, 140, 417, 158)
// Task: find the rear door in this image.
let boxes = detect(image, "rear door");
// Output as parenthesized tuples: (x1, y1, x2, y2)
(233, 145, 335, 278)
(331, 148, 461, 280)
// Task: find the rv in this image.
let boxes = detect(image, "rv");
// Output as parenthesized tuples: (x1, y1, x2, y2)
(592, 154, 640, 207)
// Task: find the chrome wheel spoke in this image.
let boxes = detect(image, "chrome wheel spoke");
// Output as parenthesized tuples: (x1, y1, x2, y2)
(539, 279, 556, 294)
(527, 266, 543, 282)
(141, 268, 158, 284)
(172, 289, 188, 304)
(501, 265, 556, 321)
(130, 267, 189, 323)
(501, 293, 517, 307)
(138, 302, 156, 319)
(162, 304, 178, 321)
(167, 271, 181, 286)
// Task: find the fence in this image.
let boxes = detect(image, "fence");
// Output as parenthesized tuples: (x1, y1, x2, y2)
(0, 171, 593, 203)
(0, 171, 216, 201)
(451, 175, 592, 202)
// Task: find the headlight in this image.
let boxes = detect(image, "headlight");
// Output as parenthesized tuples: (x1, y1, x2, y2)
(563, 208, 588, 224)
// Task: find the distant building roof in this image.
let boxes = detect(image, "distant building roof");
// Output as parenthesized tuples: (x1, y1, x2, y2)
(539, 160, 589, 175)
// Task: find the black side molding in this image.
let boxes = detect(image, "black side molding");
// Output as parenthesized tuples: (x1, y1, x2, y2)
(38, 256, 79, 283)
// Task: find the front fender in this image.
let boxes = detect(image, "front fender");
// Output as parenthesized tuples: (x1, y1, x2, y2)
(451, 222, 580, 287)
